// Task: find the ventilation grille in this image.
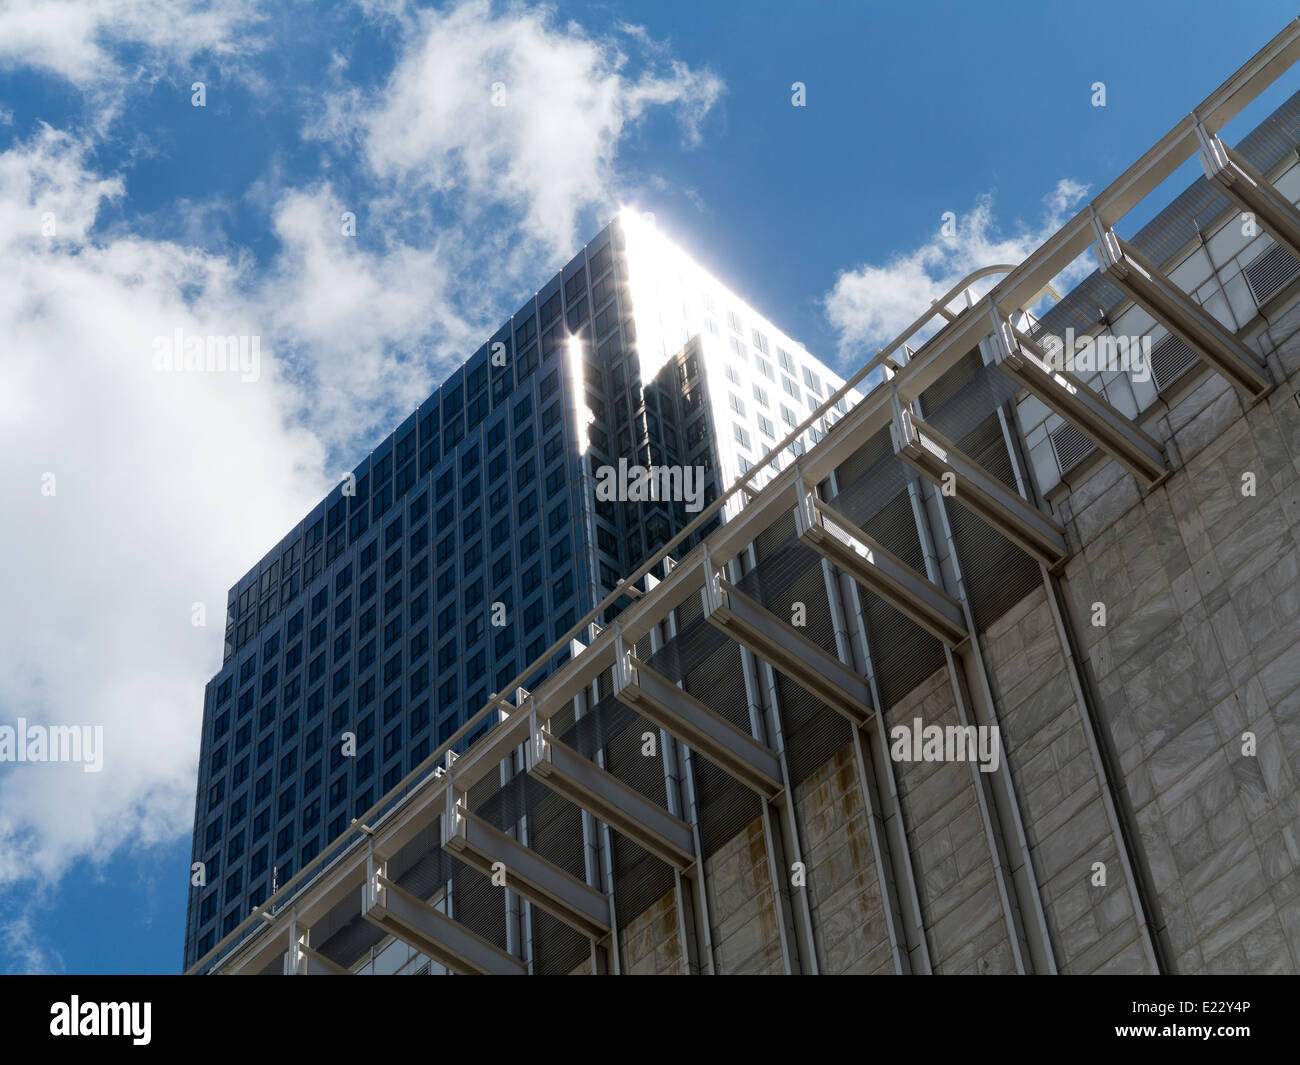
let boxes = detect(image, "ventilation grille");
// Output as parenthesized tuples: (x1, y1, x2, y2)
(1244, 241, 1300, 306)
(1149, 334, 1199, 392)
(1050, 422, 1095, 474)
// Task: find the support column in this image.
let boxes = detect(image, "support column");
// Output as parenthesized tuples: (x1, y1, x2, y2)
(731, 548, 818, 975)
(818, 467, 927, 974)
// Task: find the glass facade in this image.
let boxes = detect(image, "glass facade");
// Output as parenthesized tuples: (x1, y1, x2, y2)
(184, 212, 846, 968)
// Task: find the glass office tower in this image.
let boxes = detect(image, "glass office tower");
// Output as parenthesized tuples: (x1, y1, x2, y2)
(184, 209, 847, 967)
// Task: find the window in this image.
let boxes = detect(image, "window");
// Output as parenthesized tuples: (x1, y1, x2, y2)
(409, 626, 429, 660)
(409, 523, 428, 556)
(733, 424, 751, 451)
(728, 393, 745, 416)
(752, 384, 769, 408)
(437, 641, 456, 673)
(777, 347, 796, 374)
(464, 614, 485, 647)
(437, 604, 456, 637)
(547, 500, 569, 536)
(384, 549, 403, 581)
(514, 426, 534, 460)
(333, 596, 351, 626)
(544, 467, 565, 497)
(519, 526, 540, 562)
(437, 535, 454, 565)
(359, 538, 378, 571)
(488, 553, 509, 587)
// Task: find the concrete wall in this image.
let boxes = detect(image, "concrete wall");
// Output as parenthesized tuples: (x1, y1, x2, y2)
(882, 666, 1017, 973)
(791, 742, 894, 973)
(620, 890, 684, 975)
(704, 816, 785, 974)
(1052, 315, 1300, 974)
(981, 587, 1152, 973)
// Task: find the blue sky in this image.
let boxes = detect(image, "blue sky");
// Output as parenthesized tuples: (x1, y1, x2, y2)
(0, 0, 1296, 974)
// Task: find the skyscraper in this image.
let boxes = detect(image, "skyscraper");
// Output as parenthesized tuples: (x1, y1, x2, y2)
(183, 209, 848, 967)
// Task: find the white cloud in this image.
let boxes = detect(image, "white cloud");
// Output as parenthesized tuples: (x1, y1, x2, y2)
(0, 910, 61, 975)
(254, 183, 484, 454)
(0, 0, 263, 88)
(0, 127, 326, 892)
(824, 178, 1094, 356)
(324, 0, 723, 255)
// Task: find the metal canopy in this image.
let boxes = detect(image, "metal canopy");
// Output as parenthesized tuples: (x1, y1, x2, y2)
(442, 798, 612, 941)
(795, 488, 969, 648)
(1093, 227, 1273, 401)
(990, 315, 1170, 487)
(614, 652, 784, 797)
(527, 725, 696, 871)
(703, 570, 873, 726)
(891, 406, 1069, 568)
(362, 873, 527, 976)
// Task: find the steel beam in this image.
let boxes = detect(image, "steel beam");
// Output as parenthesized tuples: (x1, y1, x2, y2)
(613, 650, 784, 798)
(441, 795, 612, 941)
(702, 570, 872, 726)
(362, 873, 527, 975)
(891, 405, 1068, 569)
(288, 934, 350, 975)
(526, 724, 696, 872)
(1093, 227, 1272, 400)
(1199, 130, 1300, 262)
(795, 488, 969, 648)
(990, 315, 1170, 486)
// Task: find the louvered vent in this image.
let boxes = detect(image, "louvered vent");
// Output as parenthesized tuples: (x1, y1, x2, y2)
(412, 962, 430, 976)
(1150, 334, 1198, 391)
(1050, 422, 1095, 474)
(1244, 241, 1300, 305)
